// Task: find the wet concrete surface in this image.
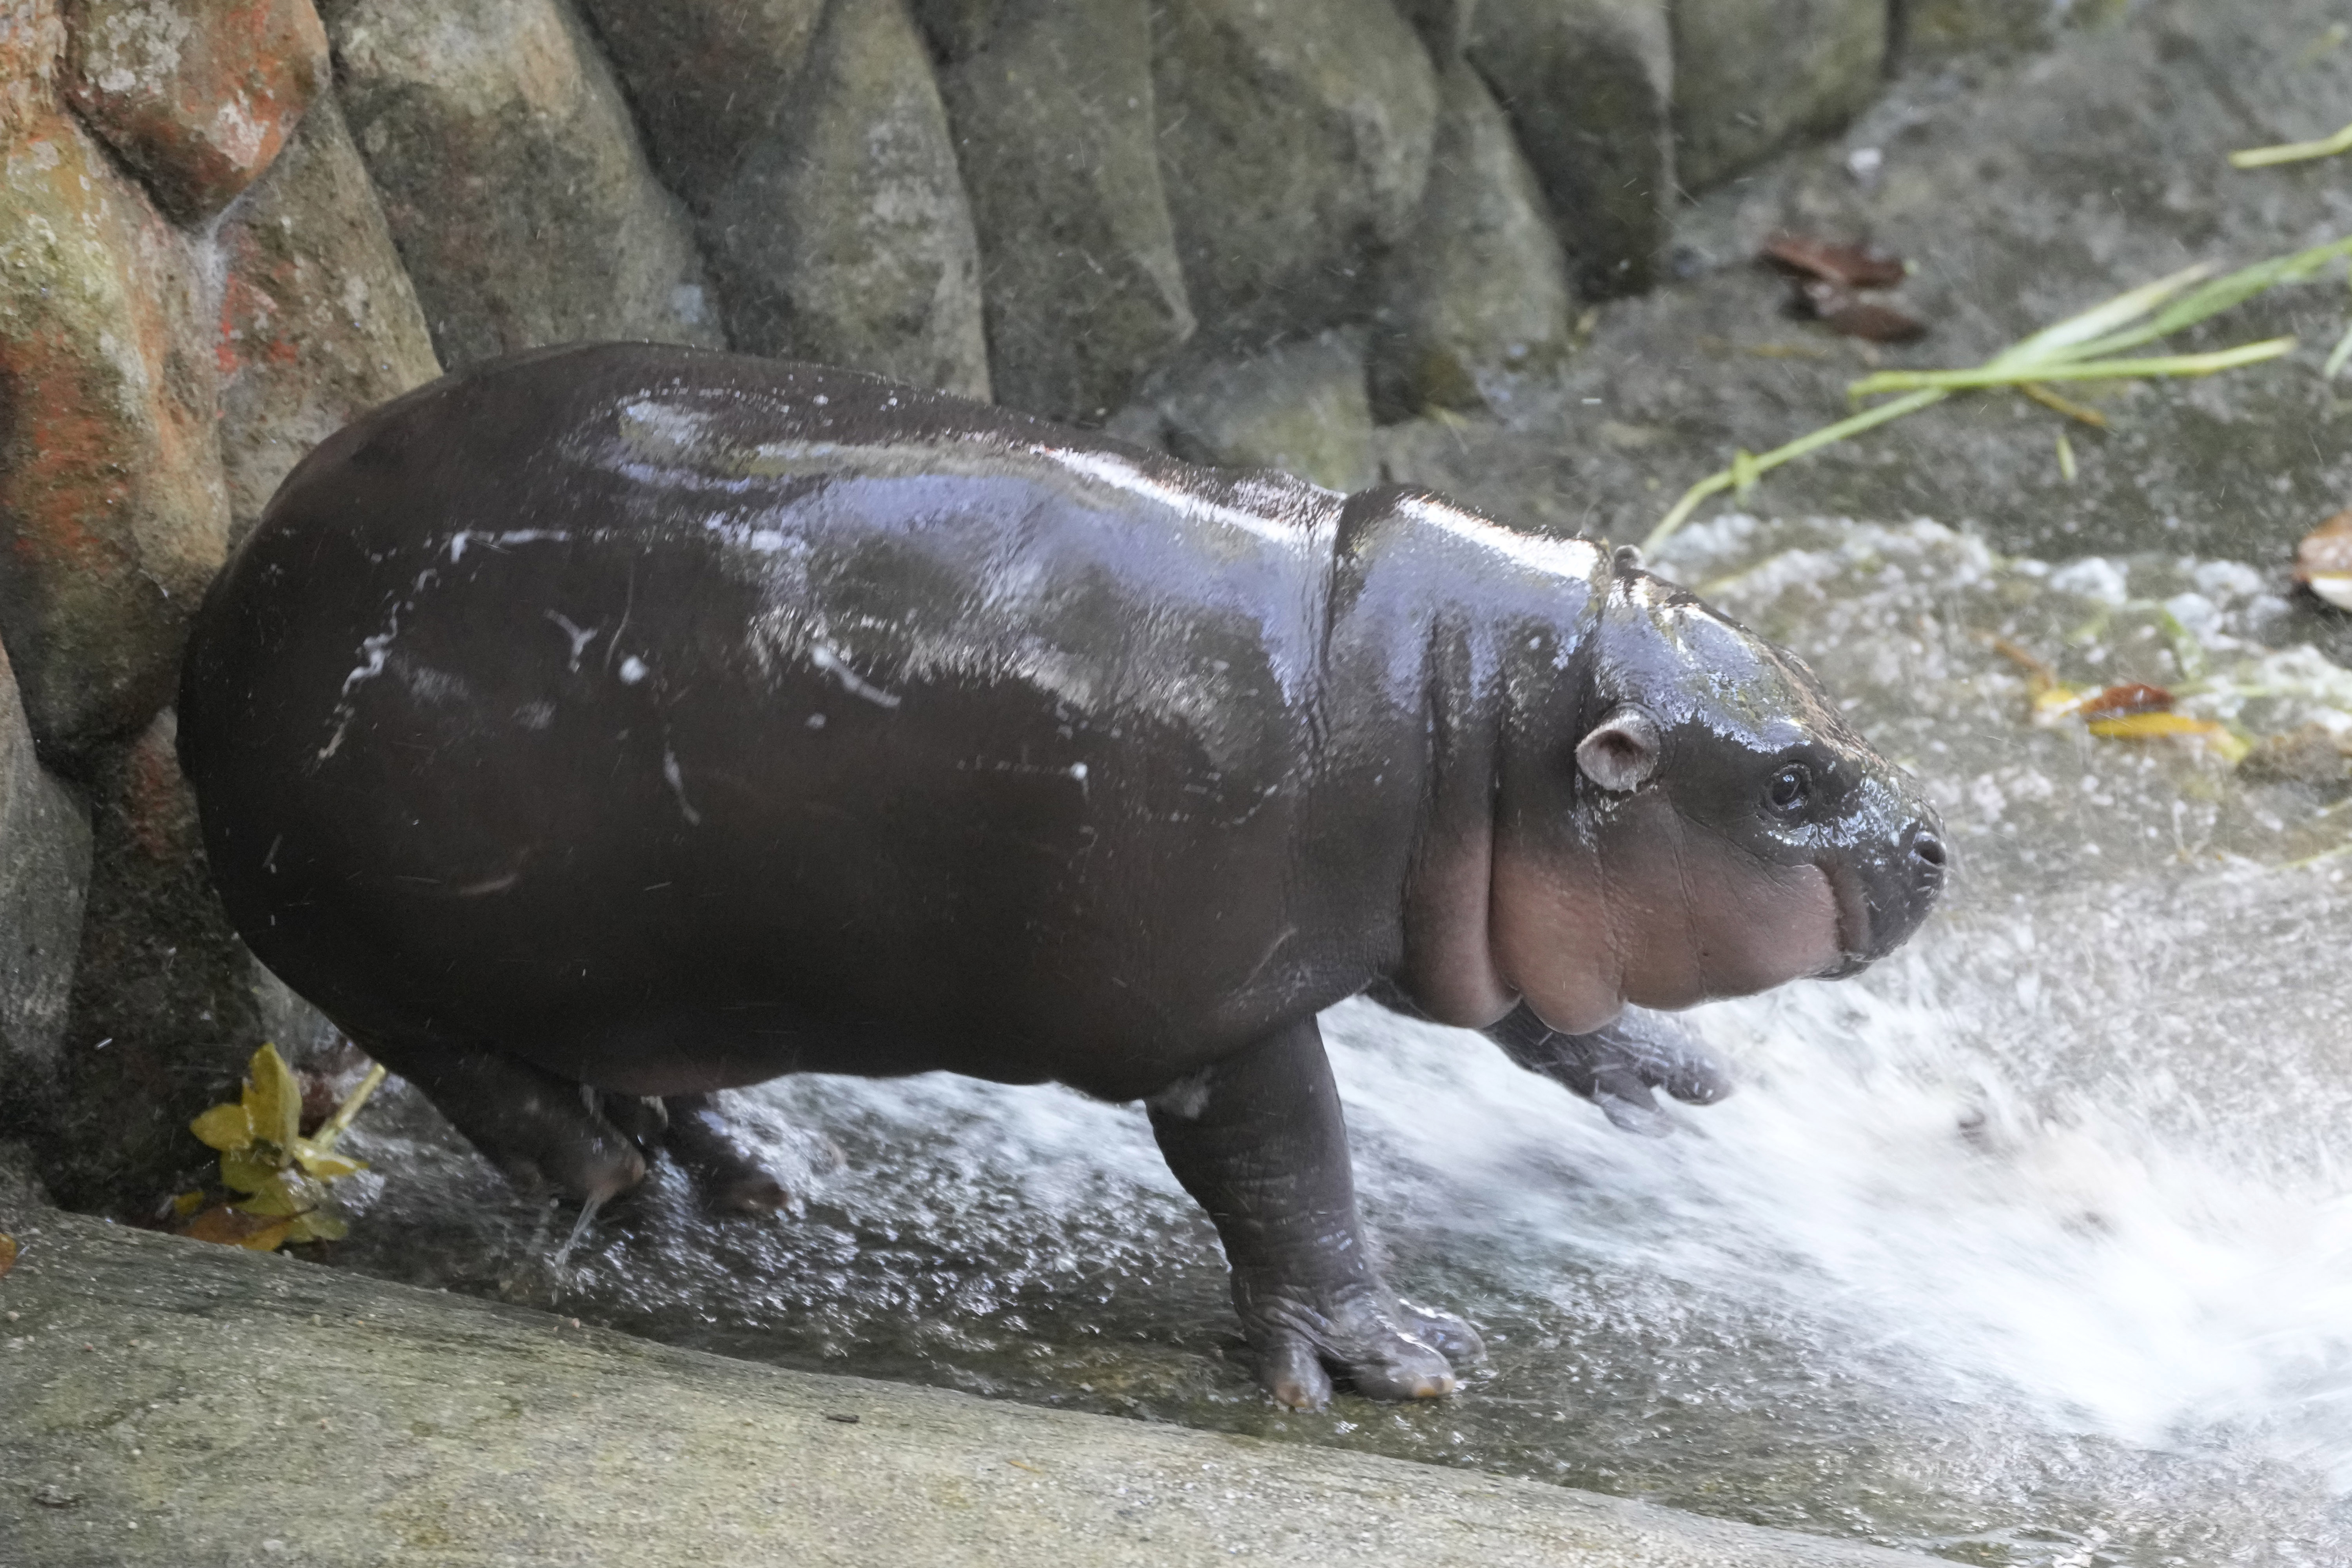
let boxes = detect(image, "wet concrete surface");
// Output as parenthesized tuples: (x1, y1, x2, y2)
(0, 1204, 1936, 1568)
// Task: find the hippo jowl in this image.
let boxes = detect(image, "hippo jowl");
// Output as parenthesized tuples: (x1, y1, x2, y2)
(178, 343, 1944, 1409)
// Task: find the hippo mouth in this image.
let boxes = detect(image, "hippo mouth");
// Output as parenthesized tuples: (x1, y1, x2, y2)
(1814, 857, 1875, 979)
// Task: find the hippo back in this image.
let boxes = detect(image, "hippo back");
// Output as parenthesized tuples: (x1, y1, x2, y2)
(180, 345, 1388, 1096)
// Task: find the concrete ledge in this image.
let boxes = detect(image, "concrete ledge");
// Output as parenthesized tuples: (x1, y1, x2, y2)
(0, 1212, 1933, 1567)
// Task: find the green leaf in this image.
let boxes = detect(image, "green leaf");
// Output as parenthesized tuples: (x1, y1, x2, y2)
(220, 1147, 285, 1195)
(235, 1170, 328, 1218)
(282, 1209, 349, 1245)
(242, 1044, 302, 1152)
(189, 1102, 253, 1153)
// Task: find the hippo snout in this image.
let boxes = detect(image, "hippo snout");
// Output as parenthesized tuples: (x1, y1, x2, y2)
(1820, 812, 1946, 978)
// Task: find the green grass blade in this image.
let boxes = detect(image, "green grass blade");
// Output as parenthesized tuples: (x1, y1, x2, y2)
(1987, 263, 2213, 368)
(2325, 319, 2352, 379)
(2230, 122, 2352, 168)
(1851, 338, 2297, 396)
(2058, 236, 2352, 359)
(1643, 389, 1946, 552)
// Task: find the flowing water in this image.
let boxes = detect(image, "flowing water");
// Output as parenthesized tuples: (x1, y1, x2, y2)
(326, 513, 2352, 1566)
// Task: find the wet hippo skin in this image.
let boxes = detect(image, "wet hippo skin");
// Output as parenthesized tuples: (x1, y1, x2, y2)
(178, 343, 1945, 1409)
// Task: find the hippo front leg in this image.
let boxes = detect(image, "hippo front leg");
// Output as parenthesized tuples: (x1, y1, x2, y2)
(1147, 1017, 1481, 1410)
(1484, 1003, 1731, 1135)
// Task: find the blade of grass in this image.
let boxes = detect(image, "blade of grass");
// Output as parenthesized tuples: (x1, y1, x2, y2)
(1985, 263, 2212, 368)
(2230, 122, 2352, 169)
(309, 1063, 388, 1154)
(2019, 382, 2109, 426)
(2327, 320, 2352, 379)
(2060, 237, 2352, 359)
(1648, 238, 2350, 550)
(1643, 389, 1946, 552)
(1851, 338, 2296, 397)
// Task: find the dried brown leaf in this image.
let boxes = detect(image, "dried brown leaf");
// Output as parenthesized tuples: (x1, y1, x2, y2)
(1762, 233, 1908, 289)
(2296, 510, 2352, 609)
(0, 1233, 16, 1279)
(2080, 683, 2175, 721)
(1818, 297, 1929, 344)
(180, 1205, 292, 1251)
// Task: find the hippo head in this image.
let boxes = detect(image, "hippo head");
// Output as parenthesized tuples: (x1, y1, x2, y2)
(1487, 555, 1944, 1034)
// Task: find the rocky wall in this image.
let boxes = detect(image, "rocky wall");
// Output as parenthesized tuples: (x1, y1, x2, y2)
(0, 0, 1955, 1213)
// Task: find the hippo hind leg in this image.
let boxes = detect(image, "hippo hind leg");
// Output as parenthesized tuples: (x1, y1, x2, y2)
(1147, 1017, 1482, 1410)
(349, 1029, 650, 1203)
(661, 1092, 792, 1213)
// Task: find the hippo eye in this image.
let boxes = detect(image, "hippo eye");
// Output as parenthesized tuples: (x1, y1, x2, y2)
(1766, 764, 1812, 815)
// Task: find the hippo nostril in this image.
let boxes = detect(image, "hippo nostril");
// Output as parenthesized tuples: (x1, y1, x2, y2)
(1910, 828, 1946, 872)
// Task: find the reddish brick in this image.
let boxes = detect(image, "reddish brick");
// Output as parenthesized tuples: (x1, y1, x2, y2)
(0, 90, 227, 760)
(63, 0, 328, 225)
(0, 0, 67, 136)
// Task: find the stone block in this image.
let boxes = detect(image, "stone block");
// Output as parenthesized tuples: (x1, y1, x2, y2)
(1151, 0, 1439, 345)
(0, 634, 91, 1137)
(1395, 0, 1481, 58)
(0, 8, 229, 764)
(215, 94, 441, 542)
(327, 0, 723, 369)
(49, 712, 262, 1213)
(572, 0, 824, 201)
(1671, 0, 1887, 192)
(933, 0, 1192, 420)
(61, 0, 328, 225)
(1370, 60, 1573, 419)
(1894, 0, 2060, 64)
(1140, 334, 1377, 494)
(693, 0, 990, 397)
(1468, 0, 1673, 298)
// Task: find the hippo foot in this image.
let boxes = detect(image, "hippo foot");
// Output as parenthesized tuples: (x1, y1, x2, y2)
(1148, 1017, 1483, 1411)
(1247, 1288, 1485, 1410)
(597, 1091, 670, 1153)
(1483, 1004, 1731, 1136)
(662, 1092, 792, 1213)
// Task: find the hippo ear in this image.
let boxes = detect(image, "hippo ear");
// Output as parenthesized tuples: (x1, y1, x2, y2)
(1577, 706, 1660, 793)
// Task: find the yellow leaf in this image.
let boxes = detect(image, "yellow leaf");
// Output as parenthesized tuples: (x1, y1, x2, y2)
(171, 1190, 206, 1219)
(180, 1205, 289, 1250)
(2031, 685, 2090, 722)
(189, 1101, 254, 1152)
(2087, 712, 2252, 762)
(239, 1220, 293, 1252)
(220, 1146, 285, 1195)
(292, 1142, 366, 1181)
(242, 1044, 302, 1152)
(283, 1209, 348, 1245)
